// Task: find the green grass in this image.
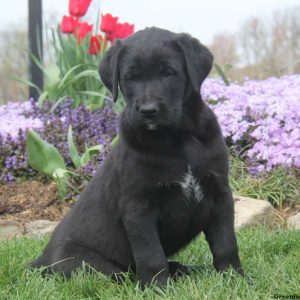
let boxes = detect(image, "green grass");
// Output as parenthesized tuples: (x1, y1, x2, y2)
(229, 155, 300, 207)
(1, 227, 300, 299)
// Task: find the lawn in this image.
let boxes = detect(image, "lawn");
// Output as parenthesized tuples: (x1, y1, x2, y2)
(0, 226, 299, 300)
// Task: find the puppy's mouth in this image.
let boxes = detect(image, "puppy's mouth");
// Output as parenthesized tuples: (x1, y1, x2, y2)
(146, 123, 158, 130)
(145, 120, 158, 130)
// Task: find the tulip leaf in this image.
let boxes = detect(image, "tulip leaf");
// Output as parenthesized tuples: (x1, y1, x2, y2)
(38, 91, 49, 108)
(52, 168, 68, 198)
(27, 130, 67, 177)
(67, 125, 81, 168)
(44, 64, 61, 87)
(53, 168, 77, 178)
(223, 64, 233, 73)
(50, 96, 69, 113)
(80, 145, 103, 166)
(72, 70, 100, 82)
(213, 63, 231, 86)
(58, 64, 88, 89)
(4, 76, 42, 94)
(111, 135, 119, 148)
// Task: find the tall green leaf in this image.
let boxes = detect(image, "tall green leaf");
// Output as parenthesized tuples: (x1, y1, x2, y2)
(4, 76, 42, 94)
(214, 63, 231, 86)
(111, 135, 120, 148)
(27, 130, 67, 177)
(57, 64, 87, 89)
(67, 126, 81, 168)
(80, 145, 103, 166)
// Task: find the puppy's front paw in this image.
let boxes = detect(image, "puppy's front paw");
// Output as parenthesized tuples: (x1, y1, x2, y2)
(138, 264, 169, 287)
(168, 261, 191, 279)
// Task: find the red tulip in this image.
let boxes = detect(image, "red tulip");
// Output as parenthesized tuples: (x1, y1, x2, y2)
(114, 22, 135, 39)
(76, 21, 93, 42)
(89, 35, 104, 55)
(60, 15, 77, 33)
(106, 32, 116, 43)
(100, 13, 118, 34)
(69, 0, 92, 17)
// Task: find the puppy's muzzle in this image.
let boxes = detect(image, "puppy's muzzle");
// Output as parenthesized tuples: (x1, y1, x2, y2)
(139, 103, 159, 120)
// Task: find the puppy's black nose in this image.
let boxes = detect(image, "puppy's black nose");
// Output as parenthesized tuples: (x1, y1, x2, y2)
(139, 103, 159, 119)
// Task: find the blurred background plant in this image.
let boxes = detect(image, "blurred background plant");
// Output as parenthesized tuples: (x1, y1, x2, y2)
(6, 0, 134, 110)
(210, 5, 300, 81)
(1, 4, 300, 105)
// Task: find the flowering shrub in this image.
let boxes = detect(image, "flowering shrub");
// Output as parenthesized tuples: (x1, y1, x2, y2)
(202, 74, 300, 172)
(1, 75, 299, 183)
(0, 99, 118, 183)
(0, 102, 43, 140)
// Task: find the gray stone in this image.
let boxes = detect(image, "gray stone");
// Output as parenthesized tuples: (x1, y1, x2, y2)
(25, 220, 58, 238)
(0, 220, 22, 240)
(287, 213, 300, 230)
(233, 195, 275, 229)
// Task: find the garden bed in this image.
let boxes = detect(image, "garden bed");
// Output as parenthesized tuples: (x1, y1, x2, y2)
(0, 180, 72, 224)
(0, 179, 297, 229)
(0, 76, 299, 219)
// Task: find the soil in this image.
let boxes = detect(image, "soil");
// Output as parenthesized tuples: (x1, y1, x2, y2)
(0, 180, 73, 225)
(0, 180, 298, 226)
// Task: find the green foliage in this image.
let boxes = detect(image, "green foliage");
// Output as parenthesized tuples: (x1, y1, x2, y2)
(27, 130, 67, 177)
(67, 125, 103, 168)
(38, 29, 109, 109)
(5, 75, 42, 94)
(213, 63, 232, 86)
(1, 227, 300, 299)
(27, 128, 102, 198)
(79, 144, 103, 166)
(9, 28, 110, 110)
(111, 135, 120, 148)
(230, 154, 300, 207)
(67, 126, 81, 168)
(27, 130, 68, 196)
(113, 93, 126, 114)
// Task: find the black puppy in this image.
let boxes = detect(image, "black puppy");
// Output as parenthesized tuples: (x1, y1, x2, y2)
(31, 27, 243, 286)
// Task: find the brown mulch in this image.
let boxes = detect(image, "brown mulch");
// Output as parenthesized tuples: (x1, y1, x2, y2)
(0, 180, 298, 227)
(0, 180, 73, 225)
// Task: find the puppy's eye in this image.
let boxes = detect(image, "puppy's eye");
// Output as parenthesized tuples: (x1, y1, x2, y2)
(124, 66, 140, 81)
(160, 66, 176, 77)
(124, 73, 137, 81)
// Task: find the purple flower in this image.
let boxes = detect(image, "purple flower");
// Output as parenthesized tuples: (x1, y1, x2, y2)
(0, 99, 118, 183)
(0, 101, 43, 140)
(1, 74, 300, 182)
(202, 74, 300, 172)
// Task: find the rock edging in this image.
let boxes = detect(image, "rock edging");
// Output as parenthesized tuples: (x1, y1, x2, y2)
(0, 195, 287, 240)
(233, 195, 276, 230)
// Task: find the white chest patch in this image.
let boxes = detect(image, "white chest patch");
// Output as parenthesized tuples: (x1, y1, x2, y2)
(179, 165, 203, 202)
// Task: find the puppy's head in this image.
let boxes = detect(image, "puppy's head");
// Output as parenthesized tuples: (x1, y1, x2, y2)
(99, 27, 213, 131)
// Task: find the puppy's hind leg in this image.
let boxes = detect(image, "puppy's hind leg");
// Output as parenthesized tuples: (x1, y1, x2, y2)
(37, 247, 125, 281)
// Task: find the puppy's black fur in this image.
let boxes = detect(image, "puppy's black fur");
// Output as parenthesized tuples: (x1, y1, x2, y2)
(31, 27, 243, 286)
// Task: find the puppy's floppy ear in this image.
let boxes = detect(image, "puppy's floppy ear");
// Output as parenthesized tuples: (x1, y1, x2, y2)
(99, 40, 123, 102)
(175, 33, 213, 95)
